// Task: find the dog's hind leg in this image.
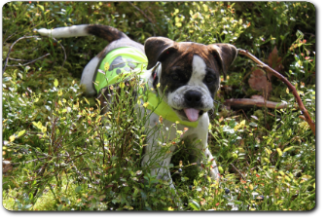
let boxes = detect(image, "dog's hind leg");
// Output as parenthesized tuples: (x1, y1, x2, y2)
(80, 56, 101, 96)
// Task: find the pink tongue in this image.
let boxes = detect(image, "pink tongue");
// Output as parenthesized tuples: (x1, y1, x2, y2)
(184, 108, 200, 122)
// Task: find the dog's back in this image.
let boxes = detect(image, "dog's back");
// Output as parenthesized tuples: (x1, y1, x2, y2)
(37, 25, 144, 95)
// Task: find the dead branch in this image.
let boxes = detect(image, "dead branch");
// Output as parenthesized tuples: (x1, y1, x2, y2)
(128, 1, 156, 36)
(238, 49, 315, 135)
(230, 163, 246, 180)
(7, 53, 50, 67)
(8, 57, 28, 62)
(225, 97, 287, 109)
(65, 151, 86, 180)
(2, 35, 67, 74)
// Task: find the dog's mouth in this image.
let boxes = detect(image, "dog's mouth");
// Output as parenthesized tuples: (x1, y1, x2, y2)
(173, 108, 204, 122)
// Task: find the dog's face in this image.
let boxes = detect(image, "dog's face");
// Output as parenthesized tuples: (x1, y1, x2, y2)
(145, 37, 237, 122)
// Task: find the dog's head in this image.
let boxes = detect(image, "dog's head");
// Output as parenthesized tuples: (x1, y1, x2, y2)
(144, 37, 237, 122)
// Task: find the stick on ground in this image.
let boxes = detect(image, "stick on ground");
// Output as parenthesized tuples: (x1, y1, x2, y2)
(237, 49, 315, 135)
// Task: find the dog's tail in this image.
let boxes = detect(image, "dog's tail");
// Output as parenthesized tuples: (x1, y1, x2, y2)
(37, 24, 127, 43)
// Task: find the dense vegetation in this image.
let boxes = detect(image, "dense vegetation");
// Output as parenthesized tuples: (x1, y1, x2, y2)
(2, 2, 315, 211)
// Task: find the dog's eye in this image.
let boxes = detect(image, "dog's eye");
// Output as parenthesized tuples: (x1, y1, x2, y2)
(172, 71, 186, 82)
(172, 74, 180, 81)
(204, 74, 216, 83)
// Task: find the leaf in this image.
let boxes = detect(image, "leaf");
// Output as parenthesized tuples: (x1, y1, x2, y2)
(57, 89, 63, 96)
(266, 46, 283, 72)
(203, 4, 208, 12)
(296, 30, 304, 39)
(248, 69, 272, 99)
(263, 157, 270, 163)
(234, 120, 246, 131)
(249, 122, 258, 128)
(283, 146, 294, 152)
(189, 200, 200, 211)
(41, 126, 47, 133)
(298, 121, 310, 131)
(104, 62, 110, 71)
(119, 82, 125, 89)
(54, 79, 59, 87)
(33, 121, 42, 129)
(37, 4, 44, 12)
(16, 130, 26, 138)
(75, 186, 82, 193)
(83, 97, 90, 105)
(276, 148, 283, 157)
(265, 147, 272, 155)
(9, 135, 15, 142)
(2, 160, 12, 173)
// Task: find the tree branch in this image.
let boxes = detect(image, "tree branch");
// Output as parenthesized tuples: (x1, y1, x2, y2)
(7, 53, 50, 67)
(224, 97, 287, 109)
(238, 49, 315, 135)
(3, 35, 67, 74)
(128, 2, 156, 36)
(230, 163, 246, 180)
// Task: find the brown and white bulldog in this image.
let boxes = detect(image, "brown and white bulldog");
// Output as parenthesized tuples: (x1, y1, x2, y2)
(37, 24, 237, 189)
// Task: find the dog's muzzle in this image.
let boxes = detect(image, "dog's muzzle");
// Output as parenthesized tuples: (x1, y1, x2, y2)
(170, 90, 206, 122)
(184, 90, 202, 108)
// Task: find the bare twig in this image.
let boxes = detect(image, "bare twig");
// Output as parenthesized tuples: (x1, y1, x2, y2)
(3, 32, 17, 45)
(9, 57, 28, 62)
(230, 163, 246, 180)
(96, 128, 106, 165)
(10, 157, 49, 165)
(65, 151, 86, 180)
(65, 153, 87, 163)
(128, 1, 156, 36)
(7, 53, 50, 67)
(238, 49, 315, 135)
(224, 98, 287, 109)
(3, 35, 67, 74)
(3, 35, 38, 73)
(52, 37, 67, 67)
(239, 109, 249, 121)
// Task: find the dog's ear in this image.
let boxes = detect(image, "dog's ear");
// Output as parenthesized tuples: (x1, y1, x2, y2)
(209, 43, 238, 78)
(144, 37, 177, 69)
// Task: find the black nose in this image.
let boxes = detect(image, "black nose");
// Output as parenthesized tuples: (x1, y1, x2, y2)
(184, 90, 202, 107)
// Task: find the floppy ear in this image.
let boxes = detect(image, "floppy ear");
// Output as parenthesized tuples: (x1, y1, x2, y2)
(209, 43, 238, 78)
(144, 37, 176, 69)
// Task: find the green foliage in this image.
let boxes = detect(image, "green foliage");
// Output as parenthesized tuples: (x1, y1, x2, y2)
(166, 2, 247, 44)
(3, 1, 315, 211)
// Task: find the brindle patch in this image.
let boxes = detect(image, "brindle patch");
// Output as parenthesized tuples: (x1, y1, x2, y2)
(145, 38, 237, 99)
(158, 43, 222, 98)
(86, 25, 126, 43)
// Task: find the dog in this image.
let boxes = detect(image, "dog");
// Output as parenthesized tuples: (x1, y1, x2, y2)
(37, 24, 237, 189)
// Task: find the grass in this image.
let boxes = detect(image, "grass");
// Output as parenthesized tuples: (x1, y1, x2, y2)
(2, 2, 315, 211)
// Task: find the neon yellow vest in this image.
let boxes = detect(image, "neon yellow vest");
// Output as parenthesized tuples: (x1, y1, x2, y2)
(95, 47, 198, 128)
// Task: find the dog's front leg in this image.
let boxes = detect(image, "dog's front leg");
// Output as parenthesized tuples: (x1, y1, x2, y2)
(142, 136, 176, 188)
(142, 136, 184, 209)
(193, 114, 220, 182)
(201, 144, 219, 181)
